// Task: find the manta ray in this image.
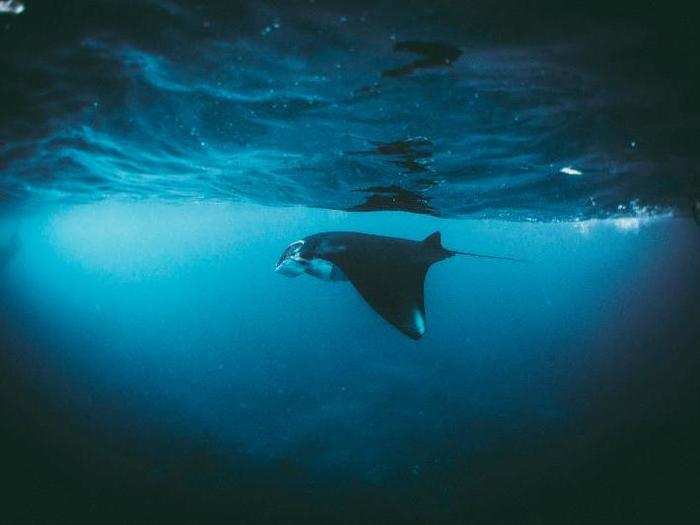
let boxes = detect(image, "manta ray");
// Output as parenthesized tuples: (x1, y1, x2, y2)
(275, 231, 520, 339)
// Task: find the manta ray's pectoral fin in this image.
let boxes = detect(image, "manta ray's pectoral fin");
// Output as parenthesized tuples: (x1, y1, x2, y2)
(338, 259, 429, 340)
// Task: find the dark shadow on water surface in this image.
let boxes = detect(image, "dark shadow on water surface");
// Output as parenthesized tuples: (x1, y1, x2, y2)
(349, 185, 438, 216)
(0, 2, 698, 219)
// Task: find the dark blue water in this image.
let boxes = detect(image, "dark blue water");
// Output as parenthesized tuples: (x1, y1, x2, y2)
(1, 1, 699, 523)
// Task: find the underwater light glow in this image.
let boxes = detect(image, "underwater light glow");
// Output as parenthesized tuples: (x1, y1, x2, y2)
(0, 0, 24, 15)
(45, 200, 255, 277)
(612, 217, 642, 231)
(560, 166, 583, 176)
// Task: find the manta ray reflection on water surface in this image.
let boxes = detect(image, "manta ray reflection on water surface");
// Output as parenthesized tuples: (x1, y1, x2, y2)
(275, 231, 521, 339)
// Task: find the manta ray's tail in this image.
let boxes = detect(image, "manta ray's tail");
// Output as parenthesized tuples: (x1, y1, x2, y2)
(449, 249, 525, 262)
(423, 231, 525, 262)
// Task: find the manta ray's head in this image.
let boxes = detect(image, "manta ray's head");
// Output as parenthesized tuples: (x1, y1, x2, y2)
(274, 239, 308, 277)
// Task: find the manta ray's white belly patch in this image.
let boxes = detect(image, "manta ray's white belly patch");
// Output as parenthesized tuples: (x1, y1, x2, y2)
(412, 309, 426, 336)
(305, 258, 347, 282)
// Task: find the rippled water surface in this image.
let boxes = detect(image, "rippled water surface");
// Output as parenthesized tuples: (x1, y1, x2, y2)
(2, 1, 698, 219)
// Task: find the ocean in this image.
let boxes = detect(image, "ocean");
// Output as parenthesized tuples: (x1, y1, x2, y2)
(1, 1, 699, 523)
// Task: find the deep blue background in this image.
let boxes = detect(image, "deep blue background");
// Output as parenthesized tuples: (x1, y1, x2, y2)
(1, 203, 699, 522)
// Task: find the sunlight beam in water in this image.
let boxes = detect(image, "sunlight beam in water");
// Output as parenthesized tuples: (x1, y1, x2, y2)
(44, 199, 287, 278)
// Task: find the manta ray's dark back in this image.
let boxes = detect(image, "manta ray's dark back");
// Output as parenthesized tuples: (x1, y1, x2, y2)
(307, 231, 451, 339)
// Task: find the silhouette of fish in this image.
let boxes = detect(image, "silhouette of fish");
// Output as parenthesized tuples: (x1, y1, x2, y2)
(275, 231, 521, 339)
